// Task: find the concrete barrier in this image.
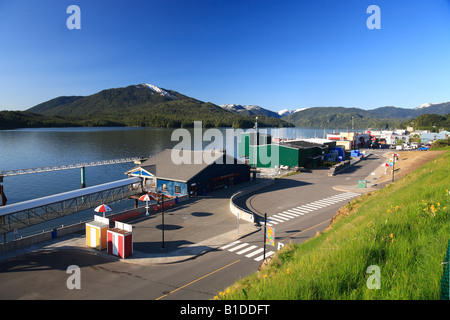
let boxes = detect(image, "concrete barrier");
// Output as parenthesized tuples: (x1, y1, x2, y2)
(0, 222, 85, 254)
(329, 154, 372, 177)
(229, 179, 275, 223)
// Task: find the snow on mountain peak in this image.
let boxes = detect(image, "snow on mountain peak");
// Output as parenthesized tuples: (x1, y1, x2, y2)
(140, 83, 177, 99)
(277, 109, 292, 116)
(277, 107, 309, 116)
(219, 104, 262, 112)
(415, 103, 432, 110)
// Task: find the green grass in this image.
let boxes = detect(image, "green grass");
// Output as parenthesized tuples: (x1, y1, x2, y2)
(217, 151, 450, 300)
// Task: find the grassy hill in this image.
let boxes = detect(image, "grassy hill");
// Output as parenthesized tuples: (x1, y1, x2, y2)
(218, 150, 450, 300)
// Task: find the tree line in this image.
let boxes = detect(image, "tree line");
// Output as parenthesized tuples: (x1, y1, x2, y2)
(0, 110, 292, 130)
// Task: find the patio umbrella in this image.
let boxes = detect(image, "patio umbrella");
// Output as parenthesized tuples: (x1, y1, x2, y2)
(139, 193, 156, 215)
(94, 204, 113, 217)
(381, 162, 390, 174)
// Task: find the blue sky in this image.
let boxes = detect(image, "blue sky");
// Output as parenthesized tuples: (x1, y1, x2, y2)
(1, 0, 450, 111)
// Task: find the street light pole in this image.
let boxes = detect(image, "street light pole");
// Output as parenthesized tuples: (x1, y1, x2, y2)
(392, 154, 396, 183)
(162, 193, 165, 250)
(263, 213, 267, 261)
(253, 116, 258, 168)
(158, 191, 165, 250)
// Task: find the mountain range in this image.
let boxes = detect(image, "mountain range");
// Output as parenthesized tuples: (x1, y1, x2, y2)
(1, 83, 449, 130)
(221, 102, 450, 119)
(220, 102, 450, 129)
(3, 84, 292, 129)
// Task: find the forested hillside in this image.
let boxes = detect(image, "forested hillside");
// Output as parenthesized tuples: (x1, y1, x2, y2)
(2, 84, 293, 129)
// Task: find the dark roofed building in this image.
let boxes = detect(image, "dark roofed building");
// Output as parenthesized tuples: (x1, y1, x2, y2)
(238, 132, 335, 168)
(126, 149, 251, 198)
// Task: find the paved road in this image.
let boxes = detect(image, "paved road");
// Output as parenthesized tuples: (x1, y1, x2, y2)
(0, 150, 388, 303)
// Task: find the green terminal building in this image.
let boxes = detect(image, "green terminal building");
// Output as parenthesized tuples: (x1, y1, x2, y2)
(238, 131, 336, 169)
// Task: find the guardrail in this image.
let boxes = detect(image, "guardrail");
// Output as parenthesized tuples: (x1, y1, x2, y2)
(229, 179, 275, 223)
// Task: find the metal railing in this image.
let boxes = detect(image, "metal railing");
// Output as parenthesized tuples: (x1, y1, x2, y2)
(0, 178, 143, 235)
(1, 157, 142, 177)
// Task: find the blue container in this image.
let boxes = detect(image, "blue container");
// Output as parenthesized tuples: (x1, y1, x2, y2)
(351, 150, 361, 157)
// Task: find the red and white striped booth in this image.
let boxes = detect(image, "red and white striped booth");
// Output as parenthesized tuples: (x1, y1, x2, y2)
(107, 221, 133, 258)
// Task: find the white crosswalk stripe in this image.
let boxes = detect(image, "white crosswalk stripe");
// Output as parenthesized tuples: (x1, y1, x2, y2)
(228, 243, 249, 252)
(245, 248, 264, 258)
(312, 199, 339, 205)
(220, 240, 241, 250)
(300, 204, 320, 210)
(220, 242, 277, 262)
(272, 214, 290, 221)
(307, 202, 329, 208)
(236, 245, 257, 255)
(220, 193, 360, 261)
(295, 206, 315, 212)
(265, 192, 359, 226)
(268, 216, 285, 223)
(277, 212, 298, 219)
(285, 210, 304, 216)
(289, 208, 309, 214)
(254, 251, 274, 261)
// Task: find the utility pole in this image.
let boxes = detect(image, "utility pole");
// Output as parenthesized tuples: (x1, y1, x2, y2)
(158, 192, 165, 250)
(263, 212, 267, 261)
(392, 154, 396, 183)
(161, 193, 165, 250)
(253, 116, 258, 168)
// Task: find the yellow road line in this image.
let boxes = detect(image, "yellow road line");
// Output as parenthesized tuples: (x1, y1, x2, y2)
(155, 259, 241, 300)
(279, 219, 331, 243)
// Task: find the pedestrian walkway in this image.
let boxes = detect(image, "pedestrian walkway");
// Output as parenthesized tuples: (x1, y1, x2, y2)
(219, 240, 275, 262)
(263, 192, 360, 227)
(218, 191, 360, 262)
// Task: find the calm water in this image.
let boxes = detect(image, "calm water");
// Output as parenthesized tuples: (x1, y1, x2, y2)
(0, 126, 336, 239)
